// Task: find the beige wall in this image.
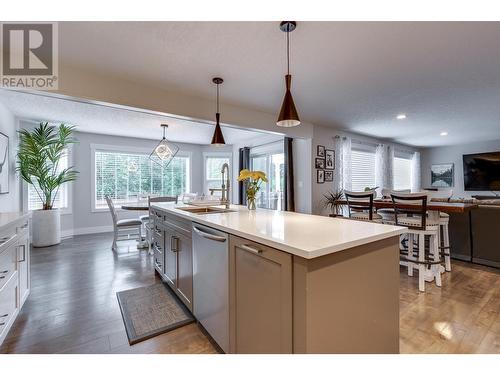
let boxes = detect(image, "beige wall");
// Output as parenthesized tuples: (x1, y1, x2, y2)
(56, 65, 314, 140)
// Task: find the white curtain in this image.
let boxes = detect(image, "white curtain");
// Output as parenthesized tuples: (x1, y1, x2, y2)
(333, 136, 352, 192)
(411, 151, 421, 192)
(375, 144, 394, 195)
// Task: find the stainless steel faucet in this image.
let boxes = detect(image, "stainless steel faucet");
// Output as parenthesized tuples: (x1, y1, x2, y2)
(220, 163, 230, 209)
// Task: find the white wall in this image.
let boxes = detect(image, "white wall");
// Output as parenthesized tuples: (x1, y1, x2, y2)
(311, 125, 418, 215)
(0, 102, 20, 213)
(421, 139, 500, 198)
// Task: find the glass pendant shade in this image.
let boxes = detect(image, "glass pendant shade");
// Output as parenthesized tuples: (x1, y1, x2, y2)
(211, 113, 226, 146)
(149, 125, 179, 167)
(277, 74, 300, 127)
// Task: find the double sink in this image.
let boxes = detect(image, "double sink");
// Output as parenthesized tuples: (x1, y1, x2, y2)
(175, 206, 235, 215)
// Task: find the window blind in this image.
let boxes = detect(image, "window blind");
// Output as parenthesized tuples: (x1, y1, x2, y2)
(94, 150, 190, 209)
(351, 149, 376, 192)
(393, 156, 412, 190)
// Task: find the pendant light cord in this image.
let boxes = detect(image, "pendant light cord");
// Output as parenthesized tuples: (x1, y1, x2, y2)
(216, 83, 220, 113)
(287, 26, 290, 75)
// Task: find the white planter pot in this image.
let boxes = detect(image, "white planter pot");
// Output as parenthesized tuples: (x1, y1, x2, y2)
(32, 209, 61, 247)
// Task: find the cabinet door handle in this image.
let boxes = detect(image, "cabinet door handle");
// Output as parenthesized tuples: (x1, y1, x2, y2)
(18, 244, 26, 262)
(0, 323, 5, 326)
(0, 276, 5, 279)
(0, 270, 8, 274)
(0, 314, 8, 318)
(171, 236, 179, 252)
(238, 244, 263, 255)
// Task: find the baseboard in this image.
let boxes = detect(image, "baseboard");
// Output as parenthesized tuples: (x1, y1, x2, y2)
(451, 254, 471, 262)
(61, 225, 114, 238)
(472, 257, 500, 269)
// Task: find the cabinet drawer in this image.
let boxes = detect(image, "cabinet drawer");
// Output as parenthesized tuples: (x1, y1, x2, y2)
(0, 271, 19, 337)
(0, 242, 18, 290)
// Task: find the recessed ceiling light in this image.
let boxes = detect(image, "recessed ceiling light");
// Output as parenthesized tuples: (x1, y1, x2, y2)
(396, 114, 407, 120)
(440, 131, 448, 136)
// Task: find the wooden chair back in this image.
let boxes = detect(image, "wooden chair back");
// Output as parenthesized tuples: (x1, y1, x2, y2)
(390, 193, 428, 230)
(344, 190, 376, 220)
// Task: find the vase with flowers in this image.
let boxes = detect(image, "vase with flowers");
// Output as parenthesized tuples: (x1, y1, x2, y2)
(237, 169, 267, 210)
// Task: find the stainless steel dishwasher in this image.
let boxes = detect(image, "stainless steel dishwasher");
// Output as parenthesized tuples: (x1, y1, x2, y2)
(192, 223, 229, 352)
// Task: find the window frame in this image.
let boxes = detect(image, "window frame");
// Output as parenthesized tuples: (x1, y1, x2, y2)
(249, 141, 285, 211)
(24, 145, 73, 215)
(90, 143, 192, 213)
(202, 151, 233, 196)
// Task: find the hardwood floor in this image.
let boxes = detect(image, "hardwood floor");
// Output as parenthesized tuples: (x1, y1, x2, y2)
(0, 233, 498, 354)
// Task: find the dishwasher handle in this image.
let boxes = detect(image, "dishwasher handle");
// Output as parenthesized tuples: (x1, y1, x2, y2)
(193, 225, 227, 242)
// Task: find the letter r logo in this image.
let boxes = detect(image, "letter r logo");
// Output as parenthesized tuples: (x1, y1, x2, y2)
(2, 23, 53, 76)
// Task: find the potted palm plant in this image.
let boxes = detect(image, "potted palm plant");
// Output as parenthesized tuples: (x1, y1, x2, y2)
(323, 189, 345, 217)
(17, 123, 78, 247)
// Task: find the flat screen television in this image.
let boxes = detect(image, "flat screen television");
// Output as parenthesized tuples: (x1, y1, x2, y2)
(463, 151, 500, 191)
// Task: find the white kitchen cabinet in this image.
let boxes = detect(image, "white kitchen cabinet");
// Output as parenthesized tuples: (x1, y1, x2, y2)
(229, 234, 293, 354)
(0, 213, 30, 346)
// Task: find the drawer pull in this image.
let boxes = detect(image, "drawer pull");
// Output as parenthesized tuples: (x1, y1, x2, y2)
(1, 270, 8, 274)
(0, 276, 5, 280)
(238, 244, 263, 255)
(0, 314, 8, 318)
(0, 323, 5, 326)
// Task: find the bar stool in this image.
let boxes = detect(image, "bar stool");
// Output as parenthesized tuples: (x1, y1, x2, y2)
(425, 189, 453, 272)
(344, 190, 383, 223)
(391, 193, 442, 292)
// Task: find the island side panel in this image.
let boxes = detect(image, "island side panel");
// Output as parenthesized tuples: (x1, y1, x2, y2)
(293, 237, 400, 353)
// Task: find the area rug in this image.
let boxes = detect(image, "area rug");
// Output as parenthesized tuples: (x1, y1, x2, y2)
(116, 283, 195, 345)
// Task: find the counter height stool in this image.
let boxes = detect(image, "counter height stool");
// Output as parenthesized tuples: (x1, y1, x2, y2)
(344, 190, 383, 223)
(391, 193, 442, 292)
(425, 189, 454, 272)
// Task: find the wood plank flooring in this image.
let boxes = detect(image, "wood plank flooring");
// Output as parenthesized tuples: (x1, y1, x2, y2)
(1, 233, 498, 354)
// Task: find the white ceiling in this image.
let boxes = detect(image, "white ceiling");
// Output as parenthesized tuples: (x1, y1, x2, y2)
(0, 89, 265, 145)
(57, 21, 500, 147)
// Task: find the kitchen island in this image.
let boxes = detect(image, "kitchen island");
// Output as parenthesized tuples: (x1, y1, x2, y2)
(149, 203, 406, 354)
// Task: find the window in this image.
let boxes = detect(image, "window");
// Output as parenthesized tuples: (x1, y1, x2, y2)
(250, 142, 285, 210)
(351, 148, 376, 192)
(203, 153, 231, 197)
(28, 151, 69, 210)
(393, 154, 412, 190)
(93, 148, 190, 210)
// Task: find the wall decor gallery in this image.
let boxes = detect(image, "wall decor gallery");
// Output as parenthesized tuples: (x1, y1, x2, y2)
(315, 145, 334, 183)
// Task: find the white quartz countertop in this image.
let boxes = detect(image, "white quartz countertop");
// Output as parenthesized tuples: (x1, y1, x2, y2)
(151, 203, 406, 259)
(0, 211, 30, 231)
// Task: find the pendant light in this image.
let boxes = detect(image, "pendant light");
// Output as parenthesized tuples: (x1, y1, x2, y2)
(277, 21, 300, 127)
(211, 77, 226, 146)
(149, 124, 179, 167)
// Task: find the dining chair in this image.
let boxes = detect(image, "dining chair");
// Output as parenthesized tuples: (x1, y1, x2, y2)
(105, 195, 143, 251)
(142, 195, 178, 253)
(344, 190, 382, 223)
(391, 192, 441, 292)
